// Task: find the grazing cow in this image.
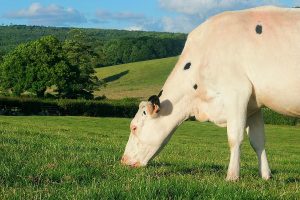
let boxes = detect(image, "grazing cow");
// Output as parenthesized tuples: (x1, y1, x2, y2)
(121, 6, 300, 180)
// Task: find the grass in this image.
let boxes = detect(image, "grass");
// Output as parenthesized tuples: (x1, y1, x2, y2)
(0, 116, 299, 199)
(95, 57, 178, 99)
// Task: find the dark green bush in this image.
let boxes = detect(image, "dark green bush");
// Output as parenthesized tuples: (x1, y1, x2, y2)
(56, 98, 138, 117)
(0, 96, 138, 118)
(262, 108, 298, 126)
(0, 96, 298, 125)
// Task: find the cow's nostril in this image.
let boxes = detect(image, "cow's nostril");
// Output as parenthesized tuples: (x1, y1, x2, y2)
(132, 161, 141, 168)
(130, 125, 137, 132)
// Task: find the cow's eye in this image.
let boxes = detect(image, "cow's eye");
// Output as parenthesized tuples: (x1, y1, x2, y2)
(143, 111, 146, 115)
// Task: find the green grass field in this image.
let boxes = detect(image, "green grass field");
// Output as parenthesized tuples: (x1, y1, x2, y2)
(1, 116, 299, 199)
(95, 57, 178, 99)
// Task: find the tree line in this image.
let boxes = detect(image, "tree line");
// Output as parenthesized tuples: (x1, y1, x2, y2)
(0, 25, 187, 66)
(98, 37, 184, 66)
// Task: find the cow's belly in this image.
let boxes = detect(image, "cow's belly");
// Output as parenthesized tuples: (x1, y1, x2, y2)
(259, 93, 300, 117)
(245, 46, 300, 117)
(255, 76, 300, 117)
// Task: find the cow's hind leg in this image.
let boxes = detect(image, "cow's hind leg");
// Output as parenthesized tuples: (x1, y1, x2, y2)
(246, 110, 271, 180)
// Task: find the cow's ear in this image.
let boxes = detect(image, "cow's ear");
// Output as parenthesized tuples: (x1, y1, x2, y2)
(148, 95, 160, 107)
(146, 103, 154, 115)
(147, 95, 160, 117)
(146, 103, 160, 117)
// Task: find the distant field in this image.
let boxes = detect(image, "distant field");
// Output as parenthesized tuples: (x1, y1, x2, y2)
(1, 116, 299, 199)
(95, 57, 178, 99)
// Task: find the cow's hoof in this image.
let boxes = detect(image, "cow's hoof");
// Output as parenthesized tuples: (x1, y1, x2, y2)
(260, 169, 272, 180)
(261, 172, 272, 180)
(226, 174, 239, 181)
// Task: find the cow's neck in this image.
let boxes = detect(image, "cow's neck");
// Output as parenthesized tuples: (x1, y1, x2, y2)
(158, 93, 193, 135)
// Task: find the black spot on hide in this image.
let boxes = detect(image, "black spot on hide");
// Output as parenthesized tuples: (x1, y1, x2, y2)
(193, 84, 198, 90)
(184, 63, 191, 70)
(256, 25, 262, 34)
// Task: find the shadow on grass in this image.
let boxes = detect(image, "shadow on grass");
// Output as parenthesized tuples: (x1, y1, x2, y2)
(178, 163, 226, 175)
(271, 169, 279, 175)
(148, 162, 226, 177)
(201, 163, 225, 172)
(148, 161, 173, 167)
(104, 70, 129, 83)
(285, 177, 300, 183)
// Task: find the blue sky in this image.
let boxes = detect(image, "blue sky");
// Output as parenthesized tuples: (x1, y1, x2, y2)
(0, 0, 298, 33)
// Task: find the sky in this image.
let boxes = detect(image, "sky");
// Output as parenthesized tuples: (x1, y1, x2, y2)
(0, 0, 298, 33)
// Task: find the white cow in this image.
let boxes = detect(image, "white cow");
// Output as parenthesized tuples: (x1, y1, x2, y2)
(121, 6, 300, 181)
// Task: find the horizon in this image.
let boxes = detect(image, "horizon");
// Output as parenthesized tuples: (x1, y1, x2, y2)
(0, 0, 298, 33)
(0, 24, 185, 34)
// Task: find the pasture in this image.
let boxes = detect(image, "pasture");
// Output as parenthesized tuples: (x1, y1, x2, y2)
(95, 57, 178, 99)
(1, 116, 299, 199)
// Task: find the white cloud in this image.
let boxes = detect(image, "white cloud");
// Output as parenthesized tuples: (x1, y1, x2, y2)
(162, 15, 197, 32)
(293, 0, 300, 7)
(158, 0, 283, 32)
(94, 10, 145, 23)
(92, 10, 164, 32)
(125, 25, 144, 31)
(4, 3, 86, 26)
(159, 0, 280, 17)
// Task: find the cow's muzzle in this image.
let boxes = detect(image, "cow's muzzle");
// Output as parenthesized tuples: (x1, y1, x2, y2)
(121, 155, 141, 168)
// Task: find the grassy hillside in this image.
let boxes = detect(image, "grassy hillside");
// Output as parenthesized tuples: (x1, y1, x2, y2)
(0, 116, 299, 199)
(95, 56, 178, 99)
(94, 58, 298, 125)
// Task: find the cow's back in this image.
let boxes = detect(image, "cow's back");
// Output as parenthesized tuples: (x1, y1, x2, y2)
(188, 6, 300, 117)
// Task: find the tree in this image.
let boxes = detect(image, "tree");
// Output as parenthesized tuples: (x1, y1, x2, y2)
(0, 50, 5, 63)
(0, 36, 63, 97)
(102, 39, 123, 65)
(0, 34, 102, 99)
(0, 43, 29, 96)
(26, 36, 64, 97)
(61, 30, 102, 98)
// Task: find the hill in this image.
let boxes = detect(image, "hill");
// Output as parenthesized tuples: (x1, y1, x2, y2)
(0, 25, 186, 52)
(0, 25, 186, 66)
(95, 56, 178, 99)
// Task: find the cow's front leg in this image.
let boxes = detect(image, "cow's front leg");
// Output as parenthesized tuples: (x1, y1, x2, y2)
(246, 110, 271, 180)
(226, 120, 245, 181)
(225, 92, 249, 181)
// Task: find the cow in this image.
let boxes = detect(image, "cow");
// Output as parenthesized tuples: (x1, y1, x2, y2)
(121, 6, 300, 181)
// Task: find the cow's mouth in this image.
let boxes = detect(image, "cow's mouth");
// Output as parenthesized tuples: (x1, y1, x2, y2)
(121, 155, 142, 167)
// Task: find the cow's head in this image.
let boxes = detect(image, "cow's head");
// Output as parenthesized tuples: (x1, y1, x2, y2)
(121, 92, 168, 167)
(121, 34, 213, 167)
(121, 72, 200, 167)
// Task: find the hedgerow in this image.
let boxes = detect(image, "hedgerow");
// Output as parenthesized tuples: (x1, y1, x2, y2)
(0, 97, 138, 118)
(0, 96, 297, 125)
